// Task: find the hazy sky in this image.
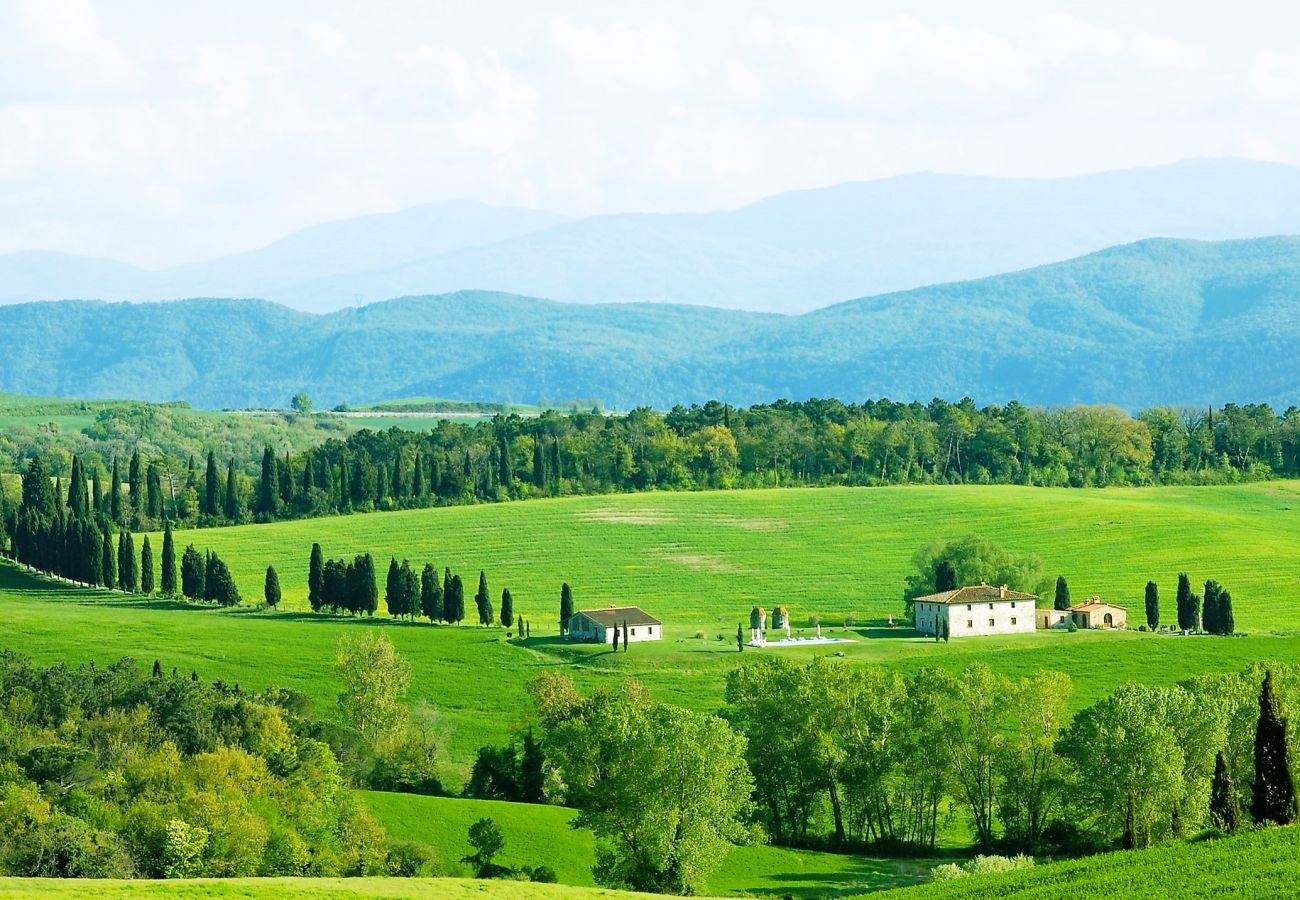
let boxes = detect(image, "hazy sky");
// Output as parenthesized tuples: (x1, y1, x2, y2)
(4, 0, 1300, 267)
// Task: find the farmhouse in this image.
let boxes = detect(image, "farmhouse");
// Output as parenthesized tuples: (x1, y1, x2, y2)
(567, 606, 663, 644)
(913, 583, 1037, 637)
(1038, 597, 1129, 630)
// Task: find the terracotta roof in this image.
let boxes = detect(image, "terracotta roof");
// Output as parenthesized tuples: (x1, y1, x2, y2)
(573, 606, 662, 627)
(912, 584, 1038, 605)
(1070, 602, 1126, 613)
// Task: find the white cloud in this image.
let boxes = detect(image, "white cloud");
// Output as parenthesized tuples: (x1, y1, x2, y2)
(550, 20, 683, 88)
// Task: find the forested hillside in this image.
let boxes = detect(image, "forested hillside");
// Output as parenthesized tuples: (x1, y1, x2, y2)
(3, 236, 1300, 409)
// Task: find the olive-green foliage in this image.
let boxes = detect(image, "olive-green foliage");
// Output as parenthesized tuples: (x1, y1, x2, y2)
(0, 652, 389, 879)
(903, 534, 1051, 619)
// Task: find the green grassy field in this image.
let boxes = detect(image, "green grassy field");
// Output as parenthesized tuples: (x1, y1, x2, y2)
(0, 876, 692, 898)
(872, 825, 1300, 899)
(363, 791, 931, 897)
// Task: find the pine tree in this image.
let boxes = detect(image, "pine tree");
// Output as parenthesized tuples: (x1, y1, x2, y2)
(1176, 572, 1193, 630)
(309, 543, 324, 611)
(161, 522, 177, 595)
(1210, 750, 1241, 832)
(476, 570, 493, 625)
(1252, 670, 1298, 825)
(101, 527, 116, 590)
(110, 457, 124, 524)
(259, 447, 278, 518)
(204, 451, 219, 517)
(264, 565, 281, 608)
(140, 535, 154, 594)
(1054, 575, 1071, 611)
(500, 588, 514, 629)
(224, 460, 239, 521)
(421, 562, 443, 622)
(1144, 580, 1159, 630)
(386, 557, 402, 617)
(560, 582, 574, 635)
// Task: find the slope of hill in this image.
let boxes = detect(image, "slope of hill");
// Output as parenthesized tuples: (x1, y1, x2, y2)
(9, 159, 1300, 314)
(3, 236, 1300, 408)
(872, 825, 1300, 899)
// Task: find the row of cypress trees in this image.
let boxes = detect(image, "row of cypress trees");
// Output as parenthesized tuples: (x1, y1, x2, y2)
(1168, 572, 1236, 634)
(1207, 669, 1298, 834)
(308, 544, 522, 630)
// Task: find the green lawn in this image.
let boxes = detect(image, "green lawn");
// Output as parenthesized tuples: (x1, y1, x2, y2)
(872, 825, 1300, 899)
(362, 791, 931, 897)
(0, 877, 687, 899)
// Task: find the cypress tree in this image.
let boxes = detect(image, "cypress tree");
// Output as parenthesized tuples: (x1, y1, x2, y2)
(560, 582, 574, 635)
(265, 565, 281, 608)
(140, 535, 154, 595)
(146, 464, 162, 521)
(449, 574, 465, 624)
(1191, 591, 1203, 632)
(737, 622, 744, 652)
(128, 451, 143, 520)
(308, 543, 324, 611)
(533, 439, 545, 488)
(207, 553, 241, 607)
(224, 460, 239, 521)
(361, 553, 378, 616)
(386, 557, 402, 617)
(412, 451, 425, 498)
(259, 447, 277, 517)
(180, 544, 205, 600)
(204, 451, 219, 517)
(1210, 750, 1241, 832)
(498, 435, 512, 493)
(476, 570, 493, 625)
(500, 588, 514, 629)
(119, 531, 137, 593)
(1221, 588, 1235, 636)
(1053, 575, 1071, 611)
(87, 523, 103, 586)
(67, 456, 86, 517)
(102, 528, 116, 590)
(1252, 670, 1298, 825)
(443, 568, 453, 624)
(1203, 580, 1221, 635)
(20, 456, 58, 519)
(520, 731, 545, 803)
(91, 466, 103, 514)
(1144, 580, 1159, 630)
(612, 624, 620, 651)
(279, 452, 293, 504)
(421, 563, 443, 623)
(111, 457, 124, 524)
(623, 619, 630, 651)
(1176, 572, 1193, 630)
(161, 522, 177, 595)
(399, 560, 419, 621)
(550, 439, 561, 489)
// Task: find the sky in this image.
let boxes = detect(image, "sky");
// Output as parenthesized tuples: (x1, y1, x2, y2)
(4, 0, 1300, 268)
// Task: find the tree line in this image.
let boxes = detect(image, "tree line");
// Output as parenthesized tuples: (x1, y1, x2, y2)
(722, 657, 1297, 857)
(7, 397, 1300, 547)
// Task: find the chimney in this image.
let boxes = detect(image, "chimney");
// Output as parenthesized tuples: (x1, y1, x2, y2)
(999, 584, 1007, 598)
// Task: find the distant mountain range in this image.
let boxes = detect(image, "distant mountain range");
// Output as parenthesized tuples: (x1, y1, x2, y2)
(9, 159, 1300, 314)
(4, 235, 1300, 410)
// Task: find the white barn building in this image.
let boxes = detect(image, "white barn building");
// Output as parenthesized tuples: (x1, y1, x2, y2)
(567, 606, 663, 644)
(913, 583, 1037, 638)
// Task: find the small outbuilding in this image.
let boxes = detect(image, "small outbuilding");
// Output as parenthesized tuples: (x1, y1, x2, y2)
(1069, 598, 1128, 630)
(567, 606, 663, 644)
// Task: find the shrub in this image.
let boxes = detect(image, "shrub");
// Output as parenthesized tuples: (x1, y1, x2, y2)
(1068, 620, 1078, 633)
(808, 615, 821, 628)
(386, 840, 438, 876)
(525, 864, 559, 883)
(843, 614, 856, 627)
(1138, 624, 1147, 632)
(695, 630, 707, 640)
(931, 854, 1034, 881)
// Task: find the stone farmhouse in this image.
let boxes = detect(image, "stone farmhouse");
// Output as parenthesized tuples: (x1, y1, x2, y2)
(1037, 597, 1128, 630)
(913, 583, 1036, 637)
(567, 606, 663, 644)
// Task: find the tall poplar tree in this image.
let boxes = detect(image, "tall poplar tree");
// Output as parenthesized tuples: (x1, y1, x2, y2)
(161, 522, 177, 595)
(1252, 670, 1298, 825)
(140, 535, 154, 595)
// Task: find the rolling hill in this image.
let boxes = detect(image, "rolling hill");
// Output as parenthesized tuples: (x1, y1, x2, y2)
(9, 159, 1300, 314)
(3, 236, 1300, 408)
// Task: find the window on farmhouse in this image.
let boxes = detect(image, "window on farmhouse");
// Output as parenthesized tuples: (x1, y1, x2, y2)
(989, 603, 994, 609)
(966, 604, 972, 611)
(1011, 617, 1018, 625)
(966, 620, 973, 628)
(989, 618, 995, 626)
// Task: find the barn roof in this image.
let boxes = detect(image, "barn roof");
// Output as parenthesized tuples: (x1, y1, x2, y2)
(573, 606, 662, 627)
(912, 584, 1038, 605)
